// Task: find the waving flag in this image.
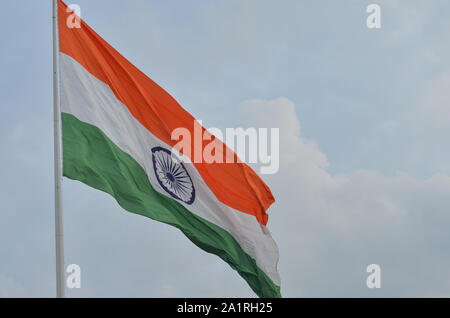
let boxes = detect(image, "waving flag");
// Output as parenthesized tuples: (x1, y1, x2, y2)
(57, 0, 280, 297)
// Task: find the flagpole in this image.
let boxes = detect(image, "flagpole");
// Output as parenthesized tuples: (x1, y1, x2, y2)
(52, 0, 65, 298)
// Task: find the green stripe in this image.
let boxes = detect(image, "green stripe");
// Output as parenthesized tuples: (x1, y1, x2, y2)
(62, 112, 281, 298)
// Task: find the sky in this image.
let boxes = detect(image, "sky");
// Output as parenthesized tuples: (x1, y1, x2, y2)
(1, 0, 450, 297)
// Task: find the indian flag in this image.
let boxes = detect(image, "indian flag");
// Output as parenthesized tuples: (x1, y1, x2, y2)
(57, 0, 280, 297)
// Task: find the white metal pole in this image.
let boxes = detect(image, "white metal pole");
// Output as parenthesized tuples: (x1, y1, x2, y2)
(52, 0, 65, 298)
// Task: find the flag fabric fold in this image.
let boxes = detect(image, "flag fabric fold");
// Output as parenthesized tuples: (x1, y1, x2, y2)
(57, 0, 280, 297)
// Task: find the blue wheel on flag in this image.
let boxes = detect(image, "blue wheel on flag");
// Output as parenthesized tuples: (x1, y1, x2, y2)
(151, 146, 195, 205)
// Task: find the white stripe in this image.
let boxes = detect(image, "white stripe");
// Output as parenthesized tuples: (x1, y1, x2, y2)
(59, 53, 280, 285)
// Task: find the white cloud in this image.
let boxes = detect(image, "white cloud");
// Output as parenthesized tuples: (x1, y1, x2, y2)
(236, 98, 334, 188)
(235, 97, 450, 296)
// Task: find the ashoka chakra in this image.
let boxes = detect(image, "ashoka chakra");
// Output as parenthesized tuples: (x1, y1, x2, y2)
(151, 146, 195, 205)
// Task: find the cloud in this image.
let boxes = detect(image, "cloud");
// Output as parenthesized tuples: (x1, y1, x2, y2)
(237, 98, 331, 185)
(235, 97, 450, 296)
